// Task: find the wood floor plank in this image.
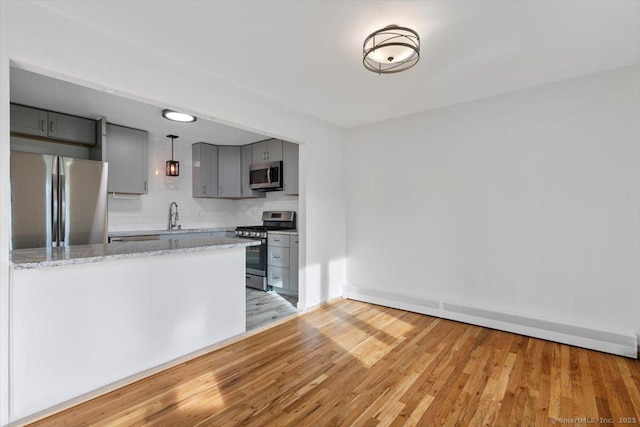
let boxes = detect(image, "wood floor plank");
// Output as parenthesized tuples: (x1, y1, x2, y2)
(29, 298, 640, 427)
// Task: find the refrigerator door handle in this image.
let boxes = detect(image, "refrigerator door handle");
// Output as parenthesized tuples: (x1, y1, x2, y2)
(59, 160, 66, 247)
(52, 157, 59, 246)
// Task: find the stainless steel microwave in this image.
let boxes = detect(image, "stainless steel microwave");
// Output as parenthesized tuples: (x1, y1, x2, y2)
(249, 161, 283, 191)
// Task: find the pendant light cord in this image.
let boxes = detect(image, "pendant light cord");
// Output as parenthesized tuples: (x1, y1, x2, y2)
(167, 134, 179, 161)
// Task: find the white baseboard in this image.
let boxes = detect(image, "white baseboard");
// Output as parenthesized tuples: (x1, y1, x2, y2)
(297, 295, 343, 313)
(342, 285, 638, 359)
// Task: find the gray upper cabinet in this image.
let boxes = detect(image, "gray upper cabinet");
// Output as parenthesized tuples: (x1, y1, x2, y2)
(195, 143, 266, 199)
(48, 112, 96, 145)
(218, 146, 241, 198)
(193, 142, 218, 198)
(282, 141, 299, 196)
(252, 139, 283, 163)
(10, 104, 96, 145)
(10, 104, 48, 137)
(241, 145, 265, 198)
(105, 124, 149, 194)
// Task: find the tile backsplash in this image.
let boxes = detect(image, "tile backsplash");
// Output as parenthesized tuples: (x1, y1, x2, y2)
(237, 192, 300, 226)
(108, 134, 298, 232)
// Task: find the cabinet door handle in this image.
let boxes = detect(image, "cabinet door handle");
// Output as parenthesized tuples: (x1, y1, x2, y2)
(41, 120, 46, 132)
(273, 254, 280, 259)
(50, 121, 55, 133)
(203, 185, 206, 194)
(264, 152, 267, 160)
(144, 181, 147, 192)
(219, 185, 222, 194)
(273, 238, 280, 242)
(274, 275, 280, 279)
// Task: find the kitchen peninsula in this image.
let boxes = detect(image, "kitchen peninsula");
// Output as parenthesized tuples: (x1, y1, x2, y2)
(8, 237, 259, 421)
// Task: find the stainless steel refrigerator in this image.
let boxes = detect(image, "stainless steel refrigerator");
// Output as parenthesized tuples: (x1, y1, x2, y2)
(10, 151, 108, 250)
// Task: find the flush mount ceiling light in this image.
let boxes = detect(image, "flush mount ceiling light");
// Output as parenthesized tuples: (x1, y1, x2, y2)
(162, 109, 197, 123)
(363, 25, 420, 74)
(166, 134, 180, 177)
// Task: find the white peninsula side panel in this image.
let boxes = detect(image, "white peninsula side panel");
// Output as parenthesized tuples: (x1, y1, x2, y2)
(10, 248, 245, 421)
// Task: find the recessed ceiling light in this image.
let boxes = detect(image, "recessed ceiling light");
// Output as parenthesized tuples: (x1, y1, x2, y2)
(162, 109, 197, 123)
(363, 25, 420, 74)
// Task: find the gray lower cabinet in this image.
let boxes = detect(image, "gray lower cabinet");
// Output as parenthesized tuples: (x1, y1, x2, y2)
(267, 233, 298, 295)
(10, 103, 96, 145)
(289, 235, 299, 293)
(105, 124, 149, 194)
(268, 266, 289, 289)
(252, 139, 283, 163)
(193, 142, 218, 198)
(282, 141, 299, 196)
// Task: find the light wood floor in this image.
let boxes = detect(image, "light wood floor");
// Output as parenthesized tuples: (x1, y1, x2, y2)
(31, 298, 639, 426)
(245, 288, 298, 331)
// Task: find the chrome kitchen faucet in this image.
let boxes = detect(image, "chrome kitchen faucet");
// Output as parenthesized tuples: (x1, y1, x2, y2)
(168, 202, 180, 230)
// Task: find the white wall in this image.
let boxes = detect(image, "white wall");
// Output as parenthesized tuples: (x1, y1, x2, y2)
(346, 65, 640, 348)
(0, 2, 345, 424)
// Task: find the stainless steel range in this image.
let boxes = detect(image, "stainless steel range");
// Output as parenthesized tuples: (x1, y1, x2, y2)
(236, 211, 296, 290)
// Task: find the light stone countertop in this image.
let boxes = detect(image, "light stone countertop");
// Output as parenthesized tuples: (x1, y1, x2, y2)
(108, 227, 235, 238)
(10, 237, 261, 270)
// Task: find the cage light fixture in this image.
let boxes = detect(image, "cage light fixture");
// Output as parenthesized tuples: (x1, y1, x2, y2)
(166, 134, 180, 177)
(162, 109, 197, 123)
(363, 25, 420, 74)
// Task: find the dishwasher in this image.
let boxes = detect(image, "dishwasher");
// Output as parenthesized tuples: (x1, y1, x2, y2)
(108, 235, 161, 243)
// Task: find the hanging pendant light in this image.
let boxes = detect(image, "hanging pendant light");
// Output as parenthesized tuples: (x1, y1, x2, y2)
(363, 25, 420, 74)
(166, 134, 180, 177)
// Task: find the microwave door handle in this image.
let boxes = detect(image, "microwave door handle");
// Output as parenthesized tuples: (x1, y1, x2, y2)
(267, 166, 271, 184)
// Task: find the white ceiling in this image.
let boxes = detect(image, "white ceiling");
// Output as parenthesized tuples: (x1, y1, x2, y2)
(30, 0, 640, 128)
(10, 68, 268, 146)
